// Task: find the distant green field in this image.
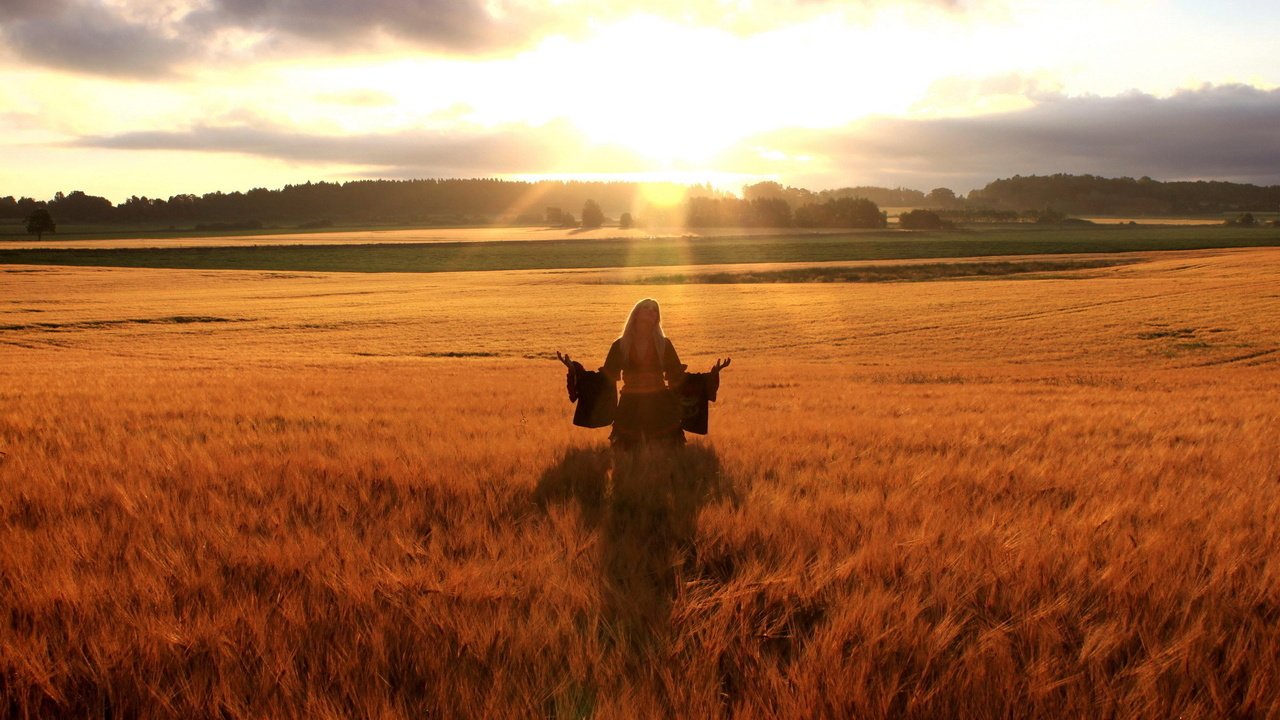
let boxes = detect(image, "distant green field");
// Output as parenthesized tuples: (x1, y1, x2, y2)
(2, 226, 1279, 273)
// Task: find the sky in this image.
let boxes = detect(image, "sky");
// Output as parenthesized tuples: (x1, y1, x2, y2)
(2, 0, 1279, 202)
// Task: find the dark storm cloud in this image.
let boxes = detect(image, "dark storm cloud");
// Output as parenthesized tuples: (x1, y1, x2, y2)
(76, 120, 649, 176)
(749, 84, 1280, 190)
(0, 1, 189, 78)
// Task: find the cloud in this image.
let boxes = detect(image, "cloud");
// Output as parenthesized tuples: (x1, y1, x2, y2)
(0, 111, 45, 131)
(738, 84, 1280, 191)
(75, 119, 651, 177)
(0, 1, 190, 78)
(314, 90, 398, 107)
(0, 0, 70, 21)
(913, 73, 1064, 115)
(1, 0, 1006, 78)
(186, 0, 989, 53)
(74, 83, 1280, 193)
(184, 0, 503, 52)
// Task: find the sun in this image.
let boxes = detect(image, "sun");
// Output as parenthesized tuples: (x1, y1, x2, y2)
(261, 15, 923, 186)
(637, 181, 687, 207)
(575, 111, 739, 166)
(514, 17, 771, 166)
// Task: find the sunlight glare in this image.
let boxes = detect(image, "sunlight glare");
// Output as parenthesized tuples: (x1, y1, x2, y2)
(638, 182, 687, 208)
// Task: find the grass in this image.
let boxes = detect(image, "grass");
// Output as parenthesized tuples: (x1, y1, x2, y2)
(2, 248, 1280, 717)
(1, 225, 1279, 273)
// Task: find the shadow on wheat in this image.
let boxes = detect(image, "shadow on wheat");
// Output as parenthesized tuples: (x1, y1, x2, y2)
(535, 444, 738, 700)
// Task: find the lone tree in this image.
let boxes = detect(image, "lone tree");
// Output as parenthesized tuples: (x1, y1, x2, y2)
(925, 187, 959, 208)
(794, 197, 885, 229)
(898, 209, 952, 230)
(25, 208, 55, 240)
(581, 199, 604, 229)
(619, 212, 633, 229)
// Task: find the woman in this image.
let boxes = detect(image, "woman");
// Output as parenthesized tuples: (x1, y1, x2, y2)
(560, 299, 730, 449)
(603, 298, 687, 448)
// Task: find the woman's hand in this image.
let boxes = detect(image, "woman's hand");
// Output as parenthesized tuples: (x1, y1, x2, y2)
(711, 357, 732, 374)
(556, 351, 574, 368)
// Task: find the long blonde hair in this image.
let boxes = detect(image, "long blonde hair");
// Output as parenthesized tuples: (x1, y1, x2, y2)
(619, 298, 666, 366)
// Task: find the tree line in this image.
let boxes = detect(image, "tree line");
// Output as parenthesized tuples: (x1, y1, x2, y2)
(0, 179, 894, 232)
(0, 180, 722, 228)
(965, 174, 1280, 216)
(4, 174, 1279, 236)
(682, 196, 886, 228)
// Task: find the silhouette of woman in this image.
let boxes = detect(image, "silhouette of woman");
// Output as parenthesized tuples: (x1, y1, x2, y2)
(559, 298, 730, 449)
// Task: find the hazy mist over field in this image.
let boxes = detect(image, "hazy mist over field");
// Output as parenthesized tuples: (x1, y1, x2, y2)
(3, 0, 1280, 200)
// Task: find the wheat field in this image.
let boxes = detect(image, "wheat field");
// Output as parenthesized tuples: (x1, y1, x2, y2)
(2, 248, 1279, 718)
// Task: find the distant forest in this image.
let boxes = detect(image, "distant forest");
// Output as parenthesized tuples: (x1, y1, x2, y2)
(0, 179, 715, 229)
(3, 174, 1279, 231)
(966, 175, 1280, 216)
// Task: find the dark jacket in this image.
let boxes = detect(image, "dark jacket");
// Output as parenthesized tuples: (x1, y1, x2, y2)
(565, 354, 721, 433)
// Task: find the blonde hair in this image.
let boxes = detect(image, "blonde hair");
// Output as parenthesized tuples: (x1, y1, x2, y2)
(619, 298, 666, 366)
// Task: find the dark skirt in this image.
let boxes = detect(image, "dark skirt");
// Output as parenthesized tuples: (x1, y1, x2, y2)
(610, 390, 685, 448)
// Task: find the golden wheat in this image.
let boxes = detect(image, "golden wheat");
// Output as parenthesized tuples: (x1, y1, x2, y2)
(2, 248, 1279, 718)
